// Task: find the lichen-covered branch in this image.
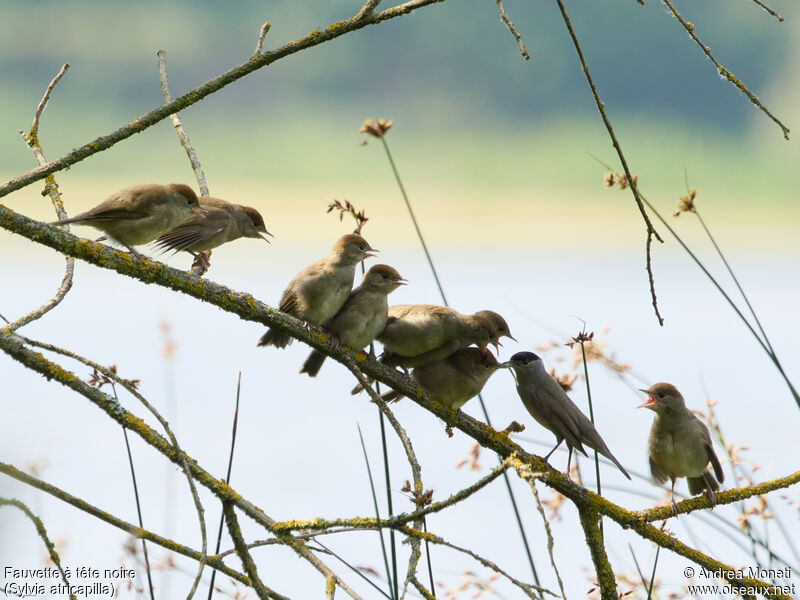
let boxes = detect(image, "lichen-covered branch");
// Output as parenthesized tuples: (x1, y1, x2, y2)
(660, 0, 789, 140)
(0, 497, 77, 600)
(577, 507, 617, 599)
(222, 502, 279, 600)
(0, 463, 250, 587)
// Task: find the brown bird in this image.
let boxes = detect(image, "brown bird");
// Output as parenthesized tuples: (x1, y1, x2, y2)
(153, 197, 272, 263)
(505, 351, 631, 479)
(381, 347, 503, 410)
(300, 264, 406, 377)
(51, 183, 204, 254)
(257, 234, 377, 349)
(378, 305, 509, 369)
(640, 383, 724, 514)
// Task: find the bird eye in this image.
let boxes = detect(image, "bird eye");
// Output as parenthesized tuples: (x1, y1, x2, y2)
(359, 245, 365, 251)
(382, 274, 388, 279)
(657, 392, 665, 399)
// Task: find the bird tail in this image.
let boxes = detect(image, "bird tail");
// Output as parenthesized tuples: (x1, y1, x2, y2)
(595, 447, 631, 480)
(300, 351, 326, 377)
(257, 329, 293, 348)
(688, 470, 720, 496)
(379, 389, 401, 402)
(49, 215, 87, 226)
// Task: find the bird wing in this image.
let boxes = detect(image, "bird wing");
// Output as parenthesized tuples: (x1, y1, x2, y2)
(521, 378, 587, 455)
(77, 186, 165, 221)
(696, 419, 725, 483)
(153, 209, 229, 253)
(649, 455, 669, 484)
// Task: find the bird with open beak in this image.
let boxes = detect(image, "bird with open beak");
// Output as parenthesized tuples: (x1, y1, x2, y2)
(300, 264, 406, 377)
(504, 351, 630, 480)
(640, 382, 724, 515)
(153, 196, 272, 267)
(51, 183, 206, 255)
(257, 234, 377, 349)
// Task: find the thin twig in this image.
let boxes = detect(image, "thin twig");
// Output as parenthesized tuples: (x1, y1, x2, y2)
(522, 465, 566, 599)
(10, 64, 73, 332)
(121, 424, 156, 600)
(0, 0, 447, 200)
(0, 498, 77, 600)
(552, 0, 665, 325)
(27, 63, 70, 143)
(253, 21, 272, 57)
(342, 357, 424, 600)
(357, 425, 396, 600)
(157, 50, 209, 196)
(208, 372, 243, 600)
(661, 0, 789, 140)
(746, 0, 784, 22)
(495, 0, 530, 60)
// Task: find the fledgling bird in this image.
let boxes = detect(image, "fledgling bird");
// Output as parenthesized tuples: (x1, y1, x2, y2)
(378, 305, 509, 368)
(640, 383, 724, 515)
(381, 347, 503, 410)
(153, 196, 272, 263)
(505, 351, 630, 479)
(50, 183, 205, 255)
(300, 264, 406, 377)
(257, 234, 377, 349)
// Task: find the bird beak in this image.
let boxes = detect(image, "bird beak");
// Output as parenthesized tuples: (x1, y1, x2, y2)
(257, 227, 274, 243)
(638, 392, 658, 410)
(395, 278, 408, 286)
(498, 360, 514, 369)
(506, 334, 518, 342)
(365, 249, 379, 259)
(192, 206, 209, 216)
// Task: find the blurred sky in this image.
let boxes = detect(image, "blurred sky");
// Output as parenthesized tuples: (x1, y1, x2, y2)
(1, 1, 799, 599)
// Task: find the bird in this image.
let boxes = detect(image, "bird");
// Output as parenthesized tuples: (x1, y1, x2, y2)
(300, 264, 406, 377)
(153, 196, 272, 264)
(640, 382, 724, 515)
(50, 183, 205, 255)
(257, 234, 377, 349)
(380, 347, 503, 410)
(504, 351, 630, 479)
(378, 305, 509, 369)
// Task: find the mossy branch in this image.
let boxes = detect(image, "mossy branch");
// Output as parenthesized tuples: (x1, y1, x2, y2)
(0, 497, 77, 600)
(0, 464, 251, 587)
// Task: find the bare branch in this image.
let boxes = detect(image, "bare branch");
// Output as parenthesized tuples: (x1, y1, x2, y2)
(747, 0, 784, 23)
(552, 0, 665, 326)
(661, 0, 789, 140)
(356, 0, 383, 21)
(25, 63, 70, 144)
(157, 49, 209, 196)
(253, 21, 272, 56)
(9, 64, 74, 333)
(495, 0, 530, 60)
